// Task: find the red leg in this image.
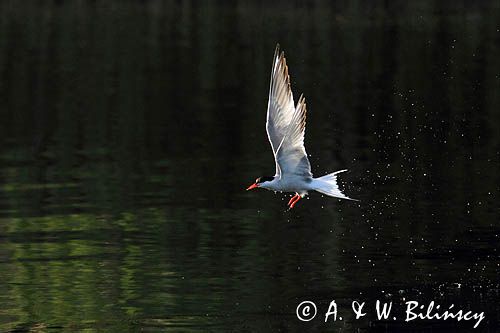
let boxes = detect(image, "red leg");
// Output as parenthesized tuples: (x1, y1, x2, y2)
(288, 194, 299, 206)
(289, 194, 302, 209)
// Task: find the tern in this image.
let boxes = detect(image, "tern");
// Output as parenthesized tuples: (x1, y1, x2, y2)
(246, 45, 355, 208)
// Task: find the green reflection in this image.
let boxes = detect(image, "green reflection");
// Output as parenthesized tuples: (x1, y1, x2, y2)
(0, 0, 498, 332)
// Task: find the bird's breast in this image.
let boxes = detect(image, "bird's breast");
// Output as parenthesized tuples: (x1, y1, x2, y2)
(273, 177, 313, 192)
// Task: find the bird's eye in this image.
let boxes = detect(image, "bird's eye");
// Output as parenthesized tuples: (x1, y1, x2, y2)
(255, 178, 260, 183)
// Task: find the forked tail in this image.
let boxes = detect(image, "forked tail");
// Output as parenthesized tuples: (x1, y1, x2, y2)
(312, 170, 356, 201)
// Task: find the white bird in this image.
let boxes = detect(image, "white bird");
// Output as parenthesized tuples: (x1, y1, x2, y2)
(246, 44, 355, 208)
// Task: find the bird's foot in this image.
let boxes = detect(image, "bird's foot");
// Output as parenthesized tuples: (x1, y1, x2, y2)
(287, 193, 301, 209)
(287, 194, 298, 206)
(290, 196, 301, 208)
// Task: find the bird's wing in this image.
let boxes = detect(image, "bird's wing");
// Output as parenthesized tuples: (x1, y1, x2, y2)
(266, 45, 312, 179)
(266, 45, 296, 176)
(275, 94, 312, 178)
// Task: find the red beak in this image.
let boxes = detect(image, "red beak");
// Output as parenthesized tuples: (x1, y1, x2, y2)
(246, 183, 259, 190)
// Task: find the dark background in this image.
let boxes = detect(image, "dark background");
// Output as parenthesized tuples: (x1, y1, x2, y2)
(0, 1, 499, 332)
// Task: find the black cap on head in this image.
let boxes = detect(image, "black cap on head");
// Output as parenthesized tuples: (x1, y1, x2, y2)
(256, 176, 274, 184)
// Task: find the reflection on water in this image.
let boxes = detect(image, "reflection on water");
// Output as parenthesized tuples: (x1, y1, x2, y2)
(0, 1, 499, 332)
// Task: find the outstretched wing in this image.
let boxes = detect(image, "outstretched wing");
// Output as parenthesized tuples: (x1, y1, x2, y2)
(266, 45, 297, 176)
(265, 45, 312, 179)
(275, 94, 312, 178)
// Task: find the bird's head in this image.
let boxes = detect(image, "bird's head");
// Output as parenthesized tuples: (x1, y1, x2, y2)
(246, 176, 275, 190)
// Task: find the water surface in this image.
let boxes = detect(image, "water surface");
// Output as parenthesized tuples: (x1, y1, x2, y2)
(0, 1, 499, 332)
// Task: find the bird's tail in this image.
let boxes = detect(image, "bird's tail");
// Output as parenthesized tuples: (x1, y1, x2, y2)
(312, 170, 356, 201)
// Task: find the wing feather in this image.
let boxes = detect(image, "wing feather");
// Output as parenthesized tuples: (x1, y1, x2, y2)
(276, 94, 312, 178)
(266, 45, 296, 177)
(265, 45, 312, 179)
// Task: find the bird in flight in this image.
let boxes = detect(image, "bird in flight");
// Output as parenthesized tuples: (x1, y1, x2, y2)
(246, 44, 355, 209)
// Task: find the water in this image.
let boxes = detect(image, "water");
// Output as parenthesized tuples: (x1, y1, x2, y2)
(0, 1, 499, 332)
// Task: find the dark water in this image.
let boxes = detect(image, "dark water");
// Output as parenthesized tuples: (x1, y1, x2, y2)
(1, 1, 499, 332)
